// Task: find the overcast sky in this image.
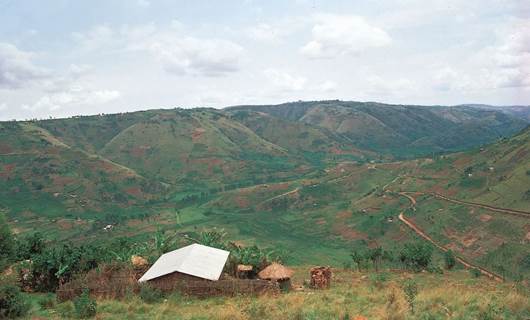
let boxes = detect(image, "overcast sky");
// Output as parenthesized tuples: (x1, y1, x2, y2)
(0, 0, 529, 120)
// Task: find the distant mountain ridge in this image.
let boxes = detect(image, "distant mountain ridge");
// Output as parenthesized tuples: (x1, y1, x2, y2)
(227, 101, 529, 157)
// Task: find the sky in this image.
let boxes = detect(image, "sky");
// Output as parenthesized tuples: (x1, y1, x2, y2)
(0, 0, 529, 120)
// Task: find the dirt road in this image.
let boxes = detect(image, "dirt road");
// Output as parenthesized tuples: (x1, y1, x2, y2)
(394, 191, 504, 282)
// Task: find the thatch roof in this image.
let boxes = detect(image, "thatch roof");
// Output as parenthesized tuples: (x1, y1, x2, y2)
(237, 264, 253, 272)
(258, 263, 294, 280)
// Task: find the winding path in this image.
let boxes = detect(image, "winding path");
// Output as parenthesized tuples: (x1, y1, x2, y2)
(393, 191, 504, 282)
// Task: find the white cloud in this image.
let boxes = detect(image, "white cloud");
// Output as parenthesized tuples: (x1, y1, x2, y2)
(317, 80, 337, 92)
(0, 103, 6, 111)
(72, 23, 244, 77)
(433, 19, 530, 92)
(0, 43, 49, 89)
(23, 87, 121, 112)
(488, 19, 530, 88)
(149, 36, 244, 77)
(365, 75, 417, 98)
(72, 25, 115, 52)
(301, 14, 391, 59)
(264, 69, 306, 91)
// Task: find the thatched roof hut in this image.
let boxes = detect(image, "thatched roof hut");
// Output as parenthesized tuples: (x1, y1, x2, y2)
(258, 263, 294, 280)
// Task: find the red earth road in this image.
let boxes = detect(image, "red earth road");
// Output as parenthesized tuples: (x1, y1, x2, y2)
(394, 192, 504, 282)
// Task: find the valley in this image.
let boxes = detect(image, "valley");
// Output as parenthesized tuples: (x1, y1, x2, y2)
(1, 101, 529, 279)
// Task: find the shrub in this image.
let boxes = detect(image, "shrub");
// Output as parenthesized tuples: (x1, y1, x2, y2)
(73, 289, 97, 318)
(402, 279, 418, 314)
(29, 244, 102, 291)
(369, 272, 389, 289)
(426, 265, 444, 274)
(444, 250, 456, 270)
(399, 242, 433, 271)
(0, 213, 15, 271)
(0, 282, 30, 319)
(469, 268, 481, 278)
(16, 232, 45, 260)
(37, 293, 56, 310)
(138, 285, 164, 304)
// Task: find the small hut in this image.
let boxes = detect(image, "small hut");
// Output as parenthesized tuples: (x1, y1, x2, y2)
(258, 262, 294, 291)
(310, 266, 331, 289)
(236, 264, 254, 279)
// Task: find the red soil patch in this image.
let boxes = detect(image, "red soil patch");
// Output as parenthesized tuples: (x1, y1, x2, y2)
(333, 224, 367, 240)
(130, 145, 151, 158)
(268, 183, 289, 192)
(125, 187, 142, 197)
(336, 210, 352, 219)
(453, 156, 472, 167)
(0, 164, 16, 179)
(99, 160, 118, 172)
(316, 218, 326, 225)
(508, 148, 528, 163)
(3, 164, 16, 173)
(57, 219, 73, 230)
(0, 143, 13, 154)
(191, 128, 206, 142)
(462, 234, 480, 247)
(52, 175, 76, 187)
(234, 196, 250, 208)
(479, 214, 492, 222)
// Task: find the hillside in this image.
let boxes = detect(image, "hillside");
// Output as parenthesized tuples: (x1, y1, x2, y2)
(205, 125, 530, 276)
(1, 103, 528, 276)
(228, 101, 529, 157)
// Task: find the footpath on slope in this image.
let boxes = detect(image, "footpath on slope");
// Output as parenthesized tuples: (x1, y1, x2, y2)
(392, 191, 504, 282)
(425, 192, 530, 218)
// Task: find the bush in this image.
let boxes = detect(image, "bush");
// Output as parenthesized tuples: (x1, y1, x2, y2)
(138, 285, 164, 304)
(444, 250, 456, 270)
(29, 244, 102, 291)
(16, 232, 45, 260)
(369, 272, 389, 289)
(0, 213, 15, 271)
(469, 268, 481, 278)
(37, 293, 56, 310)
(73, 290, 97, 319)
(426, 265, 444, 274)
(402, 279, 418, 314)
(0, 283, 30, 319)
(399, 242, 433, 271)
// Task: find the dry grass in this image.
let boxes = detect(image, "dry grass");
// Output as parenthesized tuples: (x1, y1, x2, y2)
(32, 269, 530, 319)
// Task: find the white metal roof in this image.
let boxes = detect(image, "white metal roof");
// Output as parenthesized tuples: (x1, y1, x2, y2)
(138, 243, 230, 282)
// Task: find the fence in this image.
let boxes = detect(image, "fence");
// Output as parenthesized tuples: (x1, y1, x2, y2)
(57, 266, 279, 301)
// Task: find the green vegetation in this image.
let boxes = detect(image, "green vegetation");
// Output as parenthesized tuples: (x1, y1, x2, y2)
(10, 270, 530, 319)
(0, 213, 14, 270)
(0, 103, 529, 318)
(73, 290, 97, 318)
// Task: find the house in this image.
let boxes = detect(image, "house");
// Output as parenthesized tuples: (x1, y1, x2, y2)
(138, 243, 230, 286)
(258, 262, 294, 291)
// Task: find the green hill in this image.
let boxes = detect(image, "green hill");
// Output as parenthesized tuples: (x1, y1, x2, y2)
(228, 101, 528, 157)
(1, 102, 528, 277)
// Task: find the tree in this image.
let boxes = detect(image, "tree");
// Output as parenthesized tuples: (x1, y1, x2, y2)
(16, 232, 45, 260)
(368, 246, 383, 271)
(399, 242, 433, 271)
(350, 249, 367, 271)
(444, 250, 456, 270)
(0, 213, 15, 270)
(402, 279, 418, 314)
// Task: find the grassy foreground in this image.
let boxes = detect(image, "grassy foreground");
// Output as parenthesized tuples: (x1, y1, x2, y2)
(25, 269, 529, 320)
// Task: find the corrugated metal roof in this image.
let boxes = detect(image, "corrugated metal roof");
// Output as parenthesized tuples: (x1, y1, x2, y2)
(138, 243, 230, 282)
